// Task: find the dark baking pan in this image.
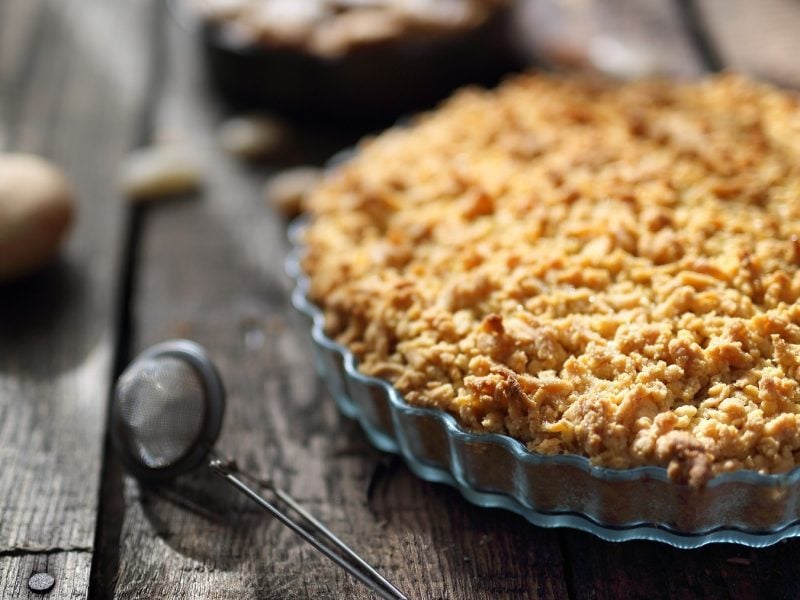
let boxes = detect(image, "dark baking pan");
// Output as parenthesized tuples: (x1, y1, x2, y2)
(199, 8, 522, 124)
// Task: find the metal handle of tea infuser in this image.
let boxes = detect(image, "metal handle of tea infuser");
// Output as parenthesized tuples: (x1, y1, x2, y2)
(208, 457, 407, 600)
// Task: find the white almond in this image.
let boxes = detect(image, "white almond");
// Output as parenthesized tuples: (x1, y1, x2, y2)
(588, 36, 658, 80)
(217, 114, 288, 159)
(264, 166, 322, 217)
(120, 145, 202, 202)
(0, 153, 76, 282)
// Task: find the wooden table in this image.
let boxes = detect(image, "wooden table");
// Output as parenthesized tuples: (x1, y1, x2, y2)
(2, 1, 800, 598)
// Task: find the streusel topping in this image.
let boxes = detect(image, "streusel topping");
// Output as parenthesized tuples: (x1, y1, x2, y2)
(194, 0, 507, 57)
(302, 74, 800, 486)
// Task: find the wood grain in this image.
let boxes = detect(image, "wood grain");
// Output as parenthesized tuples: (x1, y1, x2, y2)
(0, 0, 153, 595)
(5, 0, 800, 598)
(563, 532, 800, 600)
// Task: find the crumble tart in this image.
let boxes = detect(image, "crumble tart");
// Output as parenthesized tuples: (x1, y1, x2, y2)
(302, 73, 800, 487)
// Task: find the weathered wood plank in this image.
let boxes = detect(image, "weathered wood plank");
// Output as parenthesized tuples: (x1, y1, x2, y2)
(0, 0, 153, 595)
(697, 0, 800, 87)
(564, 532, 800, 600)
(107, 9, 570, 600)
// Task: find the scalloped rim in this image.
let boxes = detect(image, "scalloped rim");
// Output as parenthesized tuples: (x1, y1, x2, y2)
(285, 218, 800, 548)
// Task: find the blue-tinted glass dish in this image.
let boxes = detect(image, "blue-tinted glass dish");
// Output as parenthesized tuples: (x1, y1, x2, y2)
(286, 219, 800, 549)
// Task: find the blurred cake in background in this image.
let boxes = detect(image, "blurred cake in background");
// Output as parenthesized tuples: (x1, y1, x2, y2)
(191, 0, 520, 122)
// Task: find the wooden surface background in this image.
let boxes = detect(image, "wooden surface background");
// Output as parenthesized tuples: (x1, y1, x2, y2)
(1, 1, 800, 598)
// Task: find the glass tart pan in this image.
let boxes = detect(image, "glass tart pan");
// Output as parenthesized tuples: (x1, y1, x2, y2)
(286, 219, 800, 549)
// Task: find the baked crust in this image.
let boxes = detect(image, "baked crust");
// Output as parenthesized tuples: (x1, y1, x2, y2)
(302, 73, 800, 486)
(193, 0, 508, 57)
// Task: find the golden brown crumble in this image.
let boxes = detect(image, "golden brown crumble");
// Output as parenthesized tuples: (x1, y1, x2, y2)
(302, 73, 800, 487)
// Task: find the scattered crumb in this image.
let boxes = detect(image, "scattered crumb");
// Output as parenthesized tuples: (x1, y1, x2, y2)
(120, 144, 202, 202)
(264, 166, 323, 217)
(588, 35, 658, 79)
(217, 114, 288, 160)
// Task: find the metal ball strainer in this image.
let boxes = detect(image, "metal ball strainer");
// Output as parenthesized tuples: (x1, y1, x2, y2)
(113, 339, 406, 600)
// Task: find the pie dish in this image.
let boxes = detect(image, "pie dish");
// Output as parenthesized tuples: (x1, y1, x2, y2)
(191, 0, 519, 121)
(287, 73, 800, 547)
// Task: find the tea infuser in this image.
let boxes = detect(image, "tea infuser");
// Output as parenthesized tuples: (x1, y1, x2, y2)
(112, 339, 406, 600)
